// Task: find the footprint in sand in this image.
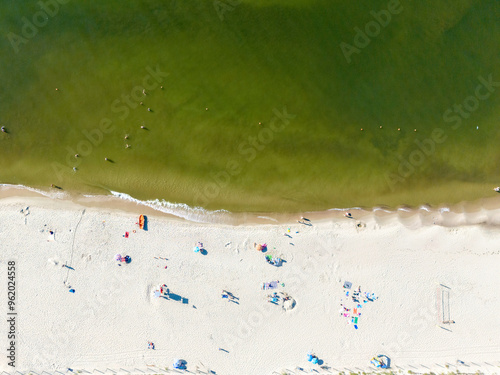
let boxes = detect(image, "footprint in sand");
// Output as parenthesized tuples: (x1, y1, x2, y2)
(319, 273, 329, 283)
(81, 254, 91, 261)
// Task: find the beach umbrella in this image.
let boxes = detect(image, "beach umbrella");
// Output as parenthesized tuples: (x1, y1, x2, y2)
(311, 357, 318, 364)
(193, 246, 200, 253)
(115, 254, 122, 261)
(173, 359, 186, 369)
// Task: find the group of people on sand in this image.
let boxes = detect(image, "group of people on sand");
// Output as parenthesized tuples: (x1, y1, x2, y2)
(267, 291, 293, 307)
(340, 283, 378, 329)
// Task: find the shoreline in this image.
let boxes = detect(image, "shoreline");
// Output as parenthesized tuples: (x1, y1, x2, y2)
(3, 183, 500, 227)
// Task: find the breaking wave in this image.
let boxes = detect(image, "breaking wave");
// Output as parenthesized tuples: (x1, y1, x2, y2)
(109, 191, 234, 224)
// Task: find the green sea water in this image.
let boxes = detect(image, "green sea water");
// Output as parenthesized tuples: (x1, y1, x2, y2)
(1, 0, 499, 211)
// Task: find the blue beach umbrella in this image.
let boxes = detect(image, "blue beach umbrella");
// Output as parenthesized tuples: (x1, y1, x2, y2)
(173, 359, 187, 369)
(193, 246, 200, 253)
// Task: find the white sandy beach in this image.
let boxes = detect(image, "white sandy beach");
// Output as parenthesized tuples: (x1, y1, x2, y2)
(1, 194, 500, 375)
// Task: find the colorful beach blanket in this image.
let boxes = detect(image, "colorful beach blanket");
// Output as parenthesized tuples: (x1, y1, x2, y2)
(262, 281, 278, 290)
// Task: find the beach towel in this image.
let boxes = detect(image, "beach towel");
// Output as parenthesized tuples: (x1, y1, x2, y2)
(272, 258, 283, 266)
(124, 232, 129, 238)
(262, 281, 278, 290)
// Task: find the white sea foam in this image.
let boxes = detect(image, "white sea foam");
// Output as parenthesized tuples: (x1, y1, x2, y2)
(373, 207, 393, 213)
(397, 207, 412, 212)
(327, 207, 363, 212)
(109, 191, 233, 224)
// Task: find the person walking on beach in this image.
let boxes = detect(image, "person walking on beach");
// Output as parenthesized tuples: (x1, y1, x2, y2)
(222, 290, 238, 301)
(222, 290, 238, 302)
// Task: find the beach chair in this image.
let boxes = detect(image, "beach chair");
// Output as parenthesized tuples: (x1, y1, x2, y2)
(371, 358, 382, 367)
